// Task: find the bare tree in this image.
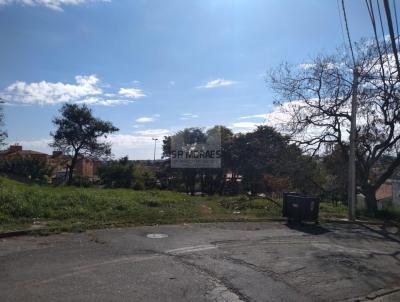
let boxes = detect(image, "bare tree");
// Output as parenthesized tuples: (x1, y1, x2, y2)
(269, 39, 400, 213)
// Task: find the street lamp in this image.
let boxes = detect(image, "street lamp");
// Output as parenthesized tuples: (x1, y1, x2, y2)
(152, 138, 158, 161)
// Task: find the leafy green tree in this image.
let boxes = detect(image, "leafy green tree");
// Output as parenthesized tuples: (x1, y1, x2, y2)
(232, 126, 320, 196)
(232, 126, 291, 194)
(202, 126, 234, 195)
(98, 156, 133, 188)
(51, 104, 119, 185)
(132, 164, 156, 190)
(162, 127, 207, 195)
(322, 145, 348, 202)
(0, 155, 53, 181)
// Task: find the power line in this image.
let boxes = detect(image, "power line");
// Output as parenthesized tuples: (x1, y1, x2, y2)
(392, 0, 400, 50)
(365, 0, 386, 79)
(377, 0, 388, 42)
(341, 0, 356, 66)
(383, 0, 400, 76)
(336, 0, 348, 52)
(377, 0, 393, 74)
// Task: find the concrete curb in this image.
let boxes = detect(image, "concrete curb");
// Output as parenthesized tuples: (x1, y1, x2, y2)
(0, 218, 390, 239)
(345, 286, 400, 301)
(0, 219, 285, 239)
(0, 228, 49, 239)
(324, 218, 384, 225)
(0, 230, 30, 238)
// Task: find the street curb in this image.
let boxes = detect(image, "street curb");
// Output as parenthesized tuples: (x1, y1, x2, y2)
(0, 218, 288, 239)
(0, 228, 49, 239)
(0, 230, 29, 238)
(323, 218, 384, 225)
(366, 287, 400, 300)
(345, 286, 400, 301)
(0, 218, 389, 239)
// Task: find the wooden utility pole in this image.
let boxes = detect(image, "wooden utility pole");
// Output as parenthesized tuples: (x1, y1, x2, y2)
(348, 66, 359, 221)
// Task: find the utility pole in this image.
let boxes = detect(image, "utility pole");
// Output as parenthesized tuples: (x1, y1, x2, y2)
(348, 66, 359, 221)
(152, 138, 158, 161)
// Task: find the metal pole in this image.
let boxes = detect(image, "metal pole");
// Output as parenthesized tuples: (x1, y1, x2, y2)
(348, 66, 358, 221)
(152, 138, 158, 161)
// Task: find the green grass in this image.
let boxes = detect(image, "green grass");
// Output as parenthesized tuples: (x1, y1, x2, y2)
(0, 176, 348, 233)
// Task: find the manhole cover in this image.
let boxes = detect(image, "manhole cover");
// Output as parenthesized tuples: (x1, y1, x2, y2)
(146, 233, 168, 239)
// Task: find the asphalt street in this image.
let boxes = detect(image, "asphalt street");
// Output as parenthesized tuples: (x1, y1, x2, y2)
(1, 222, 400, 302)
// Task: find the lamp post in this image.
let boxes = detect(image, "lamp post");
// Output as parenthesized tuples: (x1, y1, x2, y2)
(152, 138, 158, 161)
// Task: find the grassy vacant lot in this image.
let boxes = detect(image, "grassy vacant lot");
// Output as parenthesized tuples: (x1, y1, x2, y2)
(0, 176, 347, 233)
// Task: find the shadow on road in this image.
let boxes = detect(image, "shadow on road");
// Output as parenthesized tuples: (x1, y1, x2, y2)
(285, 223, 331, 235)
(357, 222, 400, 244)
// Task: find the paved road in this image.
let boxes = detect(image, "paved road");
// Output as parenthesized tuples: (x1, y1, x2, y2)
(1, 222, 400, 302)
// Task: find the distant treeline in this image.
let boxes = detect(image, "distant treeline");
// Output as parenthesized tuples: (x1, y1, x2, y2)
(96, 125, 348, 201)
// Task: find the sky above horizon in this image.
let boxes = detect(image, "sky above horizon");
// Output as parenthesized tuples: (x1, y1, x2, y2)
(0, 0, 375, 159)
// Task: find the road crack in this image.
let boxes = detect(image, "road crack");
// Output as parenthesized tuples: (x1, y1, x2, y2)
(168, 254, 251, 302)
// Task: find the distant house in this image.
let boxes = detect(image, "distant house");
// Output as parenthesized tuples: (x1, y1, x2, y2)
(0, 145, 101, 182)
(374, 179, 400, 209)
(0, 145, 48, 161)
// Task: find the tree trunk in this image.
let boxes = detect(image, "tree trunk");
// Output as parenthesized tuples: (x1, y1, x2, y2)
(362, 185, 378, 215)
(67, 154, 78, 185)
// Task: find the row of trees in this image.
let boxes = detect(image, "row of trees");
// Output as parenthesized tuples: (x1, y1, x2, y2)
(160, 125, 343, 199)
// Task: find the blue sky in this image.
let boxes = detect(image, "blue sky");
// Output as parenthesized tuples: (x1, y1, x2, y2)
(0, 0, 373, 159)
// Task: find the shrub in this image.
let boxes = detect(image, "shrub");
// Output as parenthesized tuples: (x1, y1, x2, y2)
(0, 155, 53, 181)
(132, 164, 156, 190)
(71, 176, 92, 188)
(98, 157, 133, 188)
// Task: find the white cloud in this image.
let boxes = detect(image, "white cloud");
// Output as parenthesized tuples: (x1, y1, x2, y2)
(239, 114, 268, 120)
(108, 129, 170, 147)
(0, 0, 109, 11)
(134, 129, 170, 137)
(229, 122, 262, 133)
(119, 87, 146, 98)
(8, 129, 171, 160)
(237, 104, 299, 131)
(107, 128, 171, 159)
(2, 75, 102, 105)
(230, 108, 292, 133)
(107, 134, 153, 147)
(77, 97, 130, 106)
(198, 79, 237, 89)
(1, 74, 144, 106)
(180, 113, 199, 120)
(136, 117, 155, 123)
(135, 114, 159, 123)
